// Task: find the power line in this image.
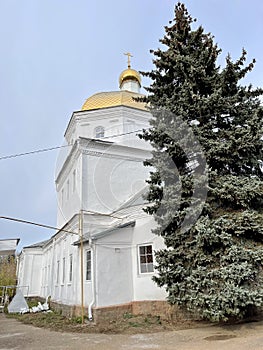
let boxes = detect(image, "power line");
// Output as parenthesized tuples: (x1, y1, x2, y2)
(101, 128, 144, 140)
(0, 129, 147, 161)
(0, 216, 78, 235)
(0, 145, 71, 161)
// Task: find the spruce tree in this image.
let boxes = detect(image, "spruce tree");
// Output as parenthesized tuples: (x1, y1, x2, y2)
(139, 2, 263, 321)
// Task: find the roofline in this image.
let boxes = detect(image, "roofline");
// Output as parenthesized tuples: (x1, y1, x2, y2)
(56, 136, 151, 185)
(0, 238, 20, 243)
(64, 103, 150, 138)
(79, 103, 148, 114)
(23, 239, 50, 249)
(73, 220, 136, 246)
(79, 136, 113, 145)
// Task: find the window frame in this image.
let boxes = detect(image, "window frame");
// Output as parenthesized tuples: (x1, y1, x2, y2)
(56, 260, 60, 284)
(72, 170, 76, 193)
(61, 189, 64, 205)
(69, 254, 73, 283)
(86, 250, 92, 281)
(66, 180, 70, 200)
(138, 244, 154, 274)
(94, 126, 105, 139)
(62, 257, 66, 284)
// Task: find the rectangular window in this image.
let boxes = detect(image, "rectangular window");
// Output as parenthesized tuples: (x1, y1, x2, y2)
(69, 254, 73, 282)
(45, 266, 47, 285)
(86, 250, 91, 281)
(66, 180, 70, 200)
(62, 257, 65, 284)
(61, 189, 64, 205)
(72, 170, 76, 192)
(56, 260, 60, 284)
(138, 245, 154, 274)
(42, 267, 44, 285)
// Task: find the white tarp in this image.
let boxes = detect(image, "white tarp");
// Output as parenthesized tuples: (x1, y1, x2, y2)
(7, 289, 29, 313)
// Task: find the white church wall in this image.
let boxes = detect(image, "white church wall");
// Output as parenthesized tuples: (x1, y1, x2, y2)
(17, 76, 168, 313)
(131, 216, 167, 302)
(56, 153, 83, 228)
(53, 234, 78, 305)
(80, 244, 94, 308)
(94, 227, 133, 307)
(65, 107, 150, 149)
(57, 105, 152, 228)
(83, 147, 151, 214)
(34, 230, 81, 307)
(40, 246, 51, 298)
(18, 249, 43, 297)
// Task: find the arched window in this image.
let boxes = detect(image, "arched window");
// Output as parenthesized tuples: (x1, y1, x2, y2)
(94, 126, 105, 138)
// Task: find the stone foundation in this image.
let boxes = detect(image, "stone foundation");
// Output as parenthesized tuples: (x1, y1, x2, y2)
(29, 297, 263, 325)
(49, 301, 77, 318)
(49, 299, 199, 323)
(93, 303, 133, 323)
(131, 300, 197, 321)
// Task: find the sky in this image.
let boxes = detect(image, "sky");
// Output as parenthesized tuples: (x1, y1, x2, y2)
(0, 0, 262, 251)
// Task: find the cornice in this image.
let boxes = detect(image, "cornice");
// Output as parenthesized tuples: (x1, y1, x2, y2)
(79, 137, 151, 161)
(64, 105, 151, 139)
(55, 141, 81, 186)
(56, 136, 151, 188)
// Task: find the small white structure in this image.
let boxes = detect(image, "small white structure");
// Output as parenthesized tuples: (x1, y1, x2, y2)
(0, 238, 20, 257)
(17, 63, 167, 318)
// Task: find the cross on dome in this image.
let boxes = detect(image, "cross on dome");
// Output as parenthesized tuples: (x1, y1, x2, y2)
(119, 53, 141, 93)
(124, 52, 133, 69)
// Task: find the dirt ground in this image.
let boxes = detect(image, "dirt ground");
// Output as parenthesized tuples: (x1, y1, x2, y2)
(1, 313, 263, 350)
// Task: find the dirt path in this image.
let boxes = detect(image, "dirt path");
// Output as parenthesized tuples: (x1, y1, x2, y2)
(0, 314, 263, 349)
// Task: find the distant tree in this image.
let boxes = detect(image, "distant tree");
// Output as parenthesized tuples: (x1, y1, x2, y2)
(139, 2, 263, 321)
(0, 256, 17, 287)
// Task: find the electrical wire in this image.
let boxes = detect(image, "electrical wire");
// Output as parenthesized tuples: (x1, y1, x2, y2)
(0, 128, 148, 161)
(0, 216, 78, 235)
(101, 128, 144, 140)
(0, 145, 71, 161)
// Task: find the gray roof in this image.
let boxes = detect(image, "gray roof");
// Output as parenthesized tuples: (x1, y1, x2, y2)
(73, 221, 135, 246)
(23, 239, 50, 249)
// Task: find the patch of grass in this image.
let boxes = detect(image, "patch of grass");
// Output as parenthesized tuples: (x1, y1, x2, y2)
(6, 309, 200, 334)
(26, 299, 39, 309)
(72, 316, 83, 324)
(7, 311, 72, 331)
(128, 321, 141, 327)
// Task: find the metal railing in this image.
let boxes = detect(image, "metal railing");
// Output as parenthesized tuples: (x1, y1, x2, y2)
(0, 285, 29, 310)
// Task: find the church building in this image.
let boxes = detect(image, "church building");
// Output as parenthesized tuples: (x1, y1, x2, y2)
(17, 57, 168, 320)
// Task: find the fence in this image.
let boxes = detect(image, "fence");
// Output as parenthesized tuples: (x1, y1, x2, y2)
(0, 285, 29, 312)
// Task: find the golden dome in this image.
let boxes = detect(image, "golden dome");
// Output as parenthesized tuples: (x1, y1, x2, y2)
(119, 68, 141, 88)
(81, 90, 147, 111)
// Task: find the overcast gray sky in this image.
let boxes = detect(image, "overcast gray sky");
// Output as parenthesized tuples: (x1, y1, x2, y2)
(0, 0, 262, 251)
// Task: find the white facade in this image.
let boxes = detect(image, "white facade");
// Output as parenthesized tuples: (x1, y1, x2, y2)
(17, 69, 167, 316)
(17, 244, 44, 297)
(56, 106, 151, 228)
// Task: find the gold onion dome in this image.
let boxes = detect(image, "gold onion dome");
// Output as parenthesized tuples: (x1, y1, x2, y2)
(81, 53, 145, 111)
(119, 68, 141, 88)
(81, 90, 146, 111)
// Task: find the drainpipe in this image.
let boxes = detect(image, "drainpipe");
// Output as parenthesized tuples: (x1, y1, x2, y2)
(50, 238, 55, 298)
(88, 239, 95, 321)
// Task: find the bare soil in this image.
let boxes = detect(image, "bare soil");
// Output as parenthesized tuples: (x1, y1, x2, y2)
(1, 313, 263, 350)
(6, 310, 204, 334)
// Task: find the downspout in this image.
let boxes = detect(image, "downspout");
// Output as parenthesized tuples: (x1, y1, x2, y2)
(88, 238, 95, 321)
(50, 238, 55, 299)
